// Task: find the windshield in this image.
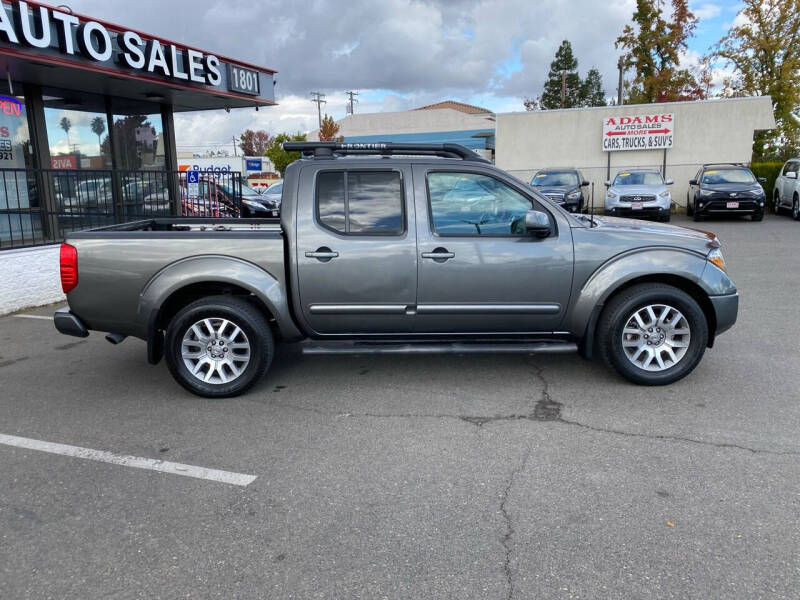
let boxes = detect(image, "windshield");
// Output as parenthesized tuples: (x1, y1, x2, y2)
(701, 168, 755, 184)
(531, 171, 579, 187)
(613, 171, 663, 186)
(264, 183, 282, 195)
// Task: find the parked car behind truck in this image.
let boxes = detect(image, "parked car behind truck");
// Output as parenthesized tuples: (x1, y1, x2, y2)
(604, 169, 673, 222)
(772, 158, 800, 220)
(54, 142, 738, 398)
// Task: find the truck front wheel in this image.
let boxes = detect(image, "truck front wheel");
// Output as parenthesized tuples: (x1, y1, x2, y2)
(597, 283, 708, 385)
(164, 296, 273, 398)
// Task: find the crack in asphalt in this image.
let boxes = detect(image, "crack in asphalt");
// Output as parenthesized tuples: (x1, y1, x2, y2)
(499, 442, 533, 600)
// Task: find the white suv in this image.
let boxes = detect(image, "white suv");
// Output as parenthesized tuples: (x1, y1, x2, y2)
(773, 159, 800, 220)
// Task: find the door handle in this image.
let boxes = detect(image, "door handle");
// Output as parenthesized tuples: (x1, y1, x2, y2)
(306, 247, 339, 262)
(421, 247, 455, 262)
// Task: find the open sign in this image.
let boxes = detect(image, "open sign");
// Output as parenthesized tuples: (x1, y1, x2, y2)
(0, 96, 21, 117)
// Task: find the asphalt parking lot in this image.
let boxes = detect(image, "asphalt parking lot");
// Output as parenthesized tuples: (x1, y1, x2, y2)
(1, 215, 798, 599)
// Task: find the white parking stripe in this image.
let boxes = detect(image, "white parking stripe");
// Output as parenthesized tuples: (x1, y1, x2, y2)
(0, 433, 257, 487)
(12, 314, 54, 320)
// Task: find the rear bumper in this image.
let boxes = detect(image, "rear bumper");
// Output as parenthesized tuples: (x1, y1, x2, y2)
(710, 292, 738, 336)
(53, 308, 89, 338)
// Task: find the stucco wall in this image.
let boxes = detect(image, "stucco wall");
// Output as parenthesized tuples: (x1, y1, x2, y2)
(0, 245, 64, 315)
(495, 97, 776, 211)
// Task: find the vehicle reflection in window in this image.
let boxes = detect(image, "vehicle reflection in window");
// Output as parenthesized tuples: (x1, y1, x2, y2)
(427, 172, 533, 235)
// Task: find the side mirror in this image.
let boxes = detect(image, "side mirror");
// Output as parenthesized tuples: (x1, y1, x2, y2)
(689, 179, 698, 185)
(525, 210, 551, 238)
(665, 178, 674, 185)
(604, 180, 612, 187)
(581, 180, 589, 187)
(757, 176, 767, 183)
(786, 172, 796, 180)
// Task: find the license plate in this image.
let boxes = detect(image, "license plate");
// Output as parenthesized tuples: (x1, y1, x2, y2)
(727, 201, 739, 209)
(631, 202, 643, 210)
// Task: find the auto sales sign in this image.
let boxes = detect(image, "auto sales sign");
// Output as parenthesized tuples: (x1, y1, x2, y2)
(602, 113, 674, 152)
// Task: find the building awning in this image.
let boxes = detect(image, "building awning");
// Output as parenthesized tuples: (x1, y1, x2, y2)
(0, 0, 276, 112)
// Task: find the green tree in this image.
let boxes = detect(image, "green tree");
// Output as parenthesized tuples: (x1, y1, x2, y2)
(616, 0, 701, 103)
(90, 116, 106, 151)
(318, 114, 342, 142)
(580, 67, 607, 106)
(100, 115, 151, 169)
(540, 40, 583, 109)
(712, 0, 800, 160)
(59, 116, 72, 151)
(265, 132, 307, 176)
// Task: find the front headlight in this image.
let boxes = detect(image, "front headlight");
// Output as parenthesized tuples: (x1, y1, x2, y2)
(607, 191, 617, 200)
(707, 248, 727, 272)
(659, 191, 670, 199)
(567, 190, 580, 200)
(699, 188, 714, 197)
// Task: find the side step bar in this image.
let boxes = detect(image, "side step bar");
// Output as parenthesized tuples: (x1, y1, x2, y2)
(302, 341, 578, 355)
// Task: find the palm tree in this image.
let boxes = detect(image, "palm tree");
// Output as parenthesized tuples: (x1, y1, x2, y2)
(90, 116, 106, 153)
(60, 116, 73, 152)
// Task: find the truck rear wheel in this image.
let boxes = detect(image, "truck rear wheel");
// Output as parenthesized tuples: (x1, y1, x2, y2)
(597, 283, 708, 385)
(164, 296, 273, 398)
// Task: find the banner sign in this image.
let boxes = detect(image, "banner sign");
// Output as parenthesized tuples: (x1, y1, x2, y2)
(602, 113, 674, 152)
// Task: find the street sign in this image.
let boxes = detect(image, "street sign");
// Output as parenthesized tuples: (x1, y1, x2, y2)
(602, 113, 674, 152)
(186, 169, 200, 198)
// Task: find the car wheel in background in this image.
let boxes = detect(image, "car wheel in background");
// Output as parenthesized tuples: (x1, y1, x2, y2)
(165, 295, 273, 398)
(773, 191, 782, 215)
(686, 197, 694, 216)
(751, 210, 764, 221)
(692, 210, 703, 221)
(793, 196, 800, 221)
(598, 283, 708, 386)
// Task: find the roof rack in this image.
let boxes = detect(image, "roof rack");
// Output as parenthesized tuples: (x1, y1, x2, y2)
(282, 141, 490, 162)
(702, 162, 746, 168)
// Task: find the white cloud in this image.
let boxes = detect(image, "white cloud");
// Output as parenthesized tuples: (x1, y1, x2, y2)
(692, 2, 722, 20)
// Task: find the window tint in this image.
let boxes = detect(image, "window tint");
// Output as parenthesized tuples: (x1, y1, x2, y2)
(317, 172, 346, 232)
(613, 171, 664, 186)
(784, 162, 798, 176)
(316, 170, 403, 234)
(427, 172, 534, 236)
(531, 171, 579, 187)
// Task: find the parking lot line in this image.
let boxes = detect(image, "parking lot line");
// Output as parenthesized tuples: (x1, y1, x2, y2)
(0, 433, 257, 487)
(11, 314, 53, 320)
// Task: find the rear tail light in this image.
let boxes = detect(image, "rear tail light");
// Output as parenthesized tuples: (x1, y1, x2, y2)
(60, 243, 78, 293)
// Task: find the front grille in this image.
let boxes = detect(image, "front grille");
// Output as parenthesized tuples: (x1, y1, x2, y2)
(544, 193, 564, 203)
(619, 195, 656, 203)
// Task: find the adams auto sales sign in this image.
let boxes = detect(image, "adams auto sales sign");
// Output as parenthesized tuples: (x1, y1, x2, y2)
(602, 113, 674, 152)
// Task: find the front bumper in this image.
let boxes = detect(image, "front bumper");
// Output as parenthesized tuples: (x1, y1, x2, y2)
(54, 308, 89, 338)
(695, 197, 764, 215)
(710, 292, 739, 336)
(604, 205, 670, 219)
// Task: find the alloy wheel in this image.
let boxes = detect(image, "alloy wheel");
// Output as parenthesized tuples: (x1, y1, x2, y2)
(181, 318, 251, 384)
(621, 304, 691, 372)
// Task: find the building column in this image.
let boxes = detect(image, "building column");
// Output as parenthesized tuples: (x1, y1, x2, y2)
(160, 104, 180, 215)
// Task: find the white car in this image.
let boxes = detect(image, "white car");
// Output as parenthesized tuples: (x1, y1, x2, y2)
(604, 169, 673, 222)
(772, 159, 800, 220)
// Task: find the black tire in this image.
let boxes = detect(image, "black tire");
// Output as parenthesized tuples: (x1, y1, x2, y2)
(165, 295, 273, 398)
(597, 283, 708, 386)
(660, 213, 671, 223)
(751, 210, 764, 222)
(773, 191, 782, 215)
(793, 196, 800, 221)
(693, 211, 703, 221)
(686, 196, 694, 216)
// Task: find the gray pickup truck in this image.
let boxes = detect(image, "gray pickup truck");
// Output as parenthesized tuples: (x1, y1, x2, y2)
(54, 142, 738, 397)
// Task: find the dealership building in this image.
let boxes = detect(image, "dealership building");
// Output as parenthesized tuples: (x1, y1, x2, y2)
(496, 96, 776, 210)
(0, 0, 276, 313)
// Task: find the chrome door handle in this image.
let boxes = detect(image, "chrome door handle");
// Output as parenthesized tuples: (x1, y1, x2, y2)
(421, 247, 455, 262)
(305, 251, 339, 258)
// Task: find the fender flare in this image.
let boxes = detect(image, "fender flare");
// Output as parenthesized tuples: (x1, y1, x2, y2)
(569, 247, 724, 357)
(138, 255, 304, 362)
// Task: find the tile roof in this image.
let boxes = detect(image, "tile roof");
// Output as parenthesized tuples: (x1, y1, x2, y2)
(413, 100, 493, 114)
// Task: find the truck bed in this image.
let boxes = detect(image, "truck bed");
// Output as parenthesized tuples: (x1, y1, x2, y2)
(70, 217, 282, 235)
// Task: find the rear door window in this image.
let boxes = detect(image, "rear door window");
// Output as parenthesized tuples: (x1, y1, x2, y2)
(316, 170, 404, 235)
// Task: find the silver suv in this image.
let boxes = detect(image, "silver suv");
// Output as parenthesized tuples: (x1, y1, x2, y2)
(772, 158, 800, 220)
(605, 169, 673, 222)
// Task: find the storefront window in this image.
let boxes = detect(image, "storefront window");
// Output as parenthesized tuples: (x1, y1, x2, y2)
(0, 86, 40, 247)
(111, 111, 165, 171)
(43, 90, 111, 170)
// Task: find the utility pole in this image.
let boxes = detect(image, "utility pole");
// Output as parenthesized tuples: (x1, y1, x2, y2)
(561, 71, 566, 108)
(345, 90, 359, 115)
(310, 91, 326, 128)
(232, 136, 238, 157)
(617, 57, 625, 106)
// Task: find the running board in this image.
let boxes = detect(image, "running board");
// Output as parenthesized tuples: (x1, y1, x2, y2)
(301, 341, 578, 355)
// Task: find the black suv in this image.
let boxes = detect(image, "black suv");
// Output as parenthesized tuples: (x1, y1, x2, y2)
(530, 168, 589, 213)
(687, 164, 767, 222)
